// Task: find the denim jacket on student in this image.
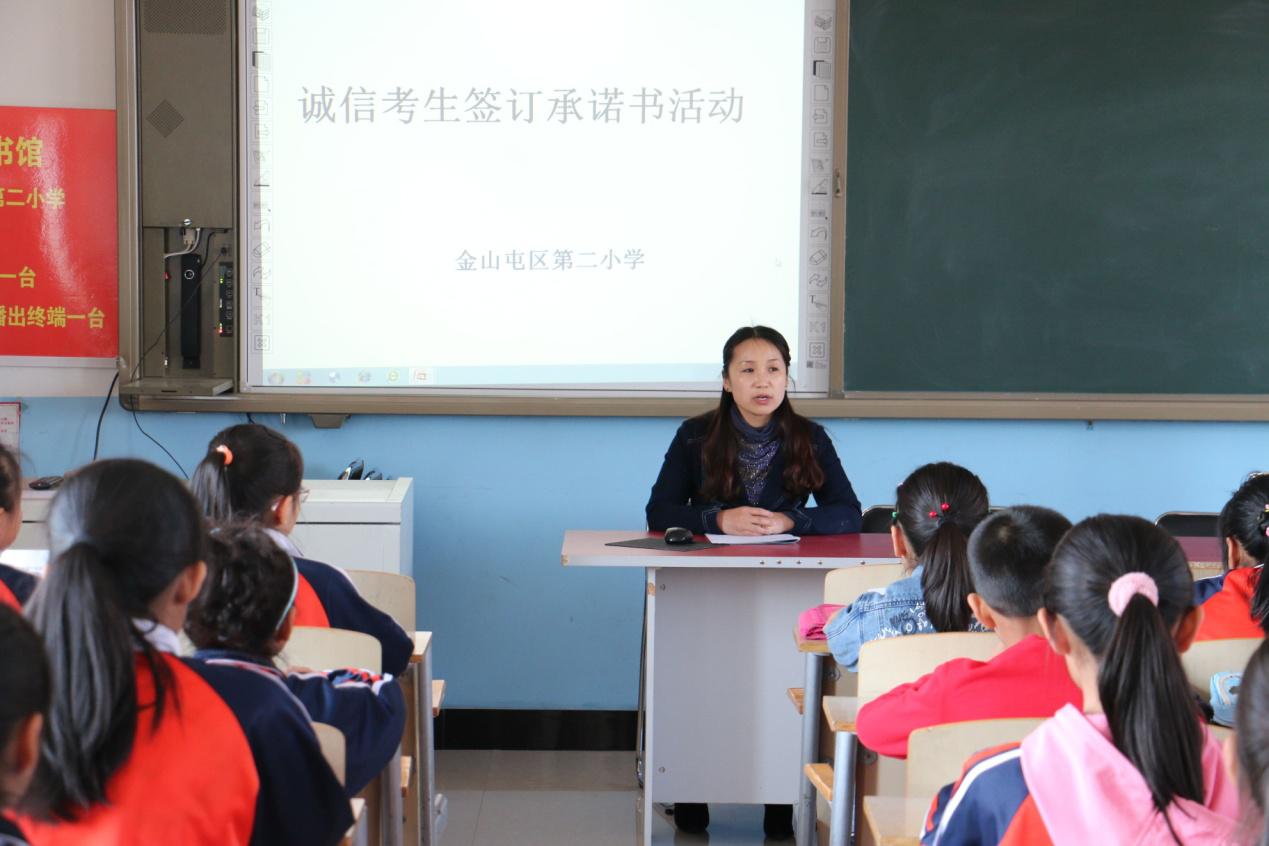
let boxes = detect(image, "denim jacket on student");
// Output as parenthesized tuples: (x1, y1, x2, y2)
(822, 565, 988, 671)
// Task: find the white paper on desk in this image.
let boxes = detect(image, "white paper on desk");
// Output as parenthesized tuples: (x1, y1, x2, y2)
(705, 533, 800, 545)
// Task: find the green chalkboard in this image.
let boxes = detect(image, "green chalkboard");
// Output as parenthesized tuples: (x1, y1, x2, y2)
(843, 0, 1269, 394)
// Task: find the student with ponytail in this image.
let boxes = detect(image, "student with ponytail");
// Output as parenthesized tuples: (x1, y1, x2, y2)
(13, 459, 351, 845)
(1235, 639, 1269, 846)
(0, 446, 37, 609)
(186, 526, 405, 796)
(823, 462, 989, 672)
(191, 424, 413, 675)
(0, 606, 50, 846)
(925, 516, 1242, 846)
(1194, 473, 1269, 639)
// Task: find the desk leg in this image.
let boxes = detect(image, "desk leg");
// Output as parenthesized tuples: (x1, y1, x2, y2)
(828, 729, 856, 846)
(639, 568, 657, 846)
(797, 652, 824, 846)
(417, 639, 439, 846)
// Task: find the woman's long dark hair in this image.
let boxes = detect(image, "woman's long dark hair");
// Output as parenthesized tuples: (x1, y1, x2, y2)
(186, 526, 296, 659)
(1236, 639, 1269, 846)
(1046, 515, 1202, 840)
(698, 326, 824, 502)
(1217, 473, 1269, 632)
(894, 462, 989, 631)
(0, 605, 51, 808)
(191, 423, 303, 524)
(21, 459, 207, 821)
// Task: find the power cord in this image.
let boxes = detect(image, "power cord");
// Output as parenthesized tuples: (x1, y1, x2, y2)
(91, 230, 227, 476)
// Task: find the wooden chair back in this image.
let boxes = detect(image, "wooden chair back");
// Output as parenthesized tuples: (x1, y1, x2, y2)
(857, 632, 999, 706)
(343, 569, 416, 632)
(905, 718, 1044, 801)
(313, 721, 347, 786)
(284, 626, 383, 674)
(1182, 638, 1262, 701)
(823, 564, 905, 605)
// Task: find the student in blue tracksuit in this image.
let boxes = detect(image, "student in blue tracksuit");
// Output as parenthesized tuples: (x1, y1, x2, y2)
(187, 525, 405, 795)
(0, 445, 37, 611)
(11, 459, 350, 846)
(190, 423, 413, 675)
(0, 605, 50, 846)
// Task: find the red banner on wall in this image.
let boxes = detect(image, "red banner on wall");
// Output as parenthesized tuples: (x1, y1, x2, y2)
(0, 105, 117, 358)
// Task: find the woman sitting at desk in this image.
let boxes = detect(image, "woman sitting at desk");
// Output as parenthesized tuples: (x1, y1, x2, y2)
(646, 325, 862, 538)
(645, 325, 862, 837)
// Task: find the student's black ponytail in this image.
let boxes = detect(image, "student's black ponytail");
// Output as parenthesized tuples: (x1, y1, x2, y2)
(191, 423, 303, 524)
(21, 460, 207, 821)
(1217, 473, 1269, 570)
(894, 462, 989, 631)
(1216, 474, 1269, 632)
(0, 604, 51, 808)
(1236, 639, 1269, 846)
(1046, 516, 1202, 840)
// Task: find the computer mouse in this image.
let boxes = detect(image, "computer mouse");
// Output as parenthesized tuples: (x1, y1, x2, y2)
(664, 527, 694, 545)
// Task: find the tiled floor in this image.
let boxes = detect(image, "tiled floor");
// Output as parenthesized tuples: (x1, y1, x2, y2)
(436, 749, 791, 846)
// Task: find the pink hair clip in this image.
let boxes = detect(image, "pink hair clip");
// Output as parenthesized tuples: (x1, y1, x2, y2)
(1107, 572, 1158, 617)
(215, 444, 234, 466)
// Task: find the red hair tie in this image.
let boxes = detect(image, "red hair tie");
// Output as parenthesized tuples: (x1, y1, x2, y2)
(215, 444, 234, 466)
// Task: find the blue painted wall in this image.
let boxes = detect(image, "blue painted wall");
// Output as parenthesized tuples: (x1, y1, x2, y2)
(8, 394, 1267, 708)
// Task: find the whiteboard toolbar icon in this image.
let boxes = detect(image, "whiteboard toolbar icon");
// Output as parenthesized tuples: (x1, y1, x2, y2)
(411, 367, 434, 384)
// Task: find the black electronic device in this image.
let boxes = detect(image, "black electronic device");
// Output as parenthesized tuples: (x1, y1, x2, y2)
(664, 527, 694, 545)
(179, 251, 203, 368)
(363, 469, 383, 481)
(28, 476, 63, 490)
(338, 459, 364, 481)
(216, 261, 234, 337)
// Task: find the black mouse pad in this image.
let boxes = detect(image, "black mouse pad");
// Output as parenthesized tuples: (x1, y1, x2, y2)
(605, 537, 724, 552)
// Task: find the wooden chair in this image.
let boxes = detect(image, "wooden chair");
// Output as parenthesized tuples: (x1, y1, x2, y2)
(341, 570, 446, 846)
(283, 626, 383, 673)
(793, 562, 905, 846)
(342, 798, 369, 846)
(1182, 638, 1262, 701)
(905, 717, 1043, 802)
(285, 627, 402, 846)
(1155, 511, 1219, 539)
(806, 632, 998, 846)
(314, 721, 347, 786)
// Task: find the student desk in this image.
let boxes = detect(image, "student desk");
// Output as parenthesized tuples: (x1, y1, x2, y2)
(561, 530, 898, 845)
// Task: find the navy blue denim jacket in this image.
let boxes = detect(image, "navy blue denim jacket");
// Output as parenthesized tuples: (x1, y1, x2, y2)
(823, 564, 989, 671)
(645, 414, 863, 535)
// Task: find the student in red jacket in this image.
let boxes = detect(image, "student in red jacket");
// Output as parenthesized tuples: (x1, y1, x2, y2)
(13, 459, 351, 846)
(0, 605, 51, 846)
(0, 445, 37, 610)
(191, 424, 413, 675)
(1195, 473, 1269, 640)
(856, 506, 1082, 759)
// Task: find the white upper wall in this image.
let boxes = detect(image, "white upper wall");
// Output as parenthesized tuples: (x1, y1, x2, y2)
(0, 0, 117, 396)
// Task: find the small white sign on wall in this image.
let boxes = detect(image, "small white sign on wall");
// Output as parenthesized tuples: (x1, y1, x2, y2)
(0, 402, 18, 453)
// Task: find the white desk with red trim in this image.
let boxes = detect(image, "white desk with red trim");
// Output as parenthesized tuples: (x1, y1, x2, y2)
(562, 530, 899, 845)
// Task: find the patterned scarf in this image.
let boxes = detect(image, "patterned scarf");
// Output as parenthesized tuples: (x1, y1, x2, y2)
(731, 406, 780, 504)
